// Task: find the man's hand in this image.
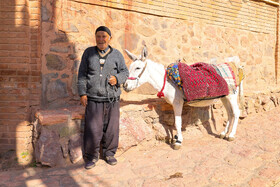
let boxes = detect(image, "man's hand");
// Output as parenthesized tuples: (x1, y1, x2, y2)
(80, 95, 88, 106)
(109, 75, 117, 86)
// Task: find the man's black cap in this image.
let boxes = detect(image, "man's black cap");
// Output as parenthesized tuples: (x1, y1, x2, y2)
(95, 26, 111, 37)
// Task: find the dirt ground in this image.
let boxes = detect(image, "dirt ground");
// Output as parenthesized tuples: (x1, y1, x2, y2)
(1, 106, 280, 186)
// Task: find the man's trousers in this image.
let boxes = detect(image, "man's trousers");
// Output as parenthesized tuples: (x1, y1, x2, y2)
(83, 100, 120, 161)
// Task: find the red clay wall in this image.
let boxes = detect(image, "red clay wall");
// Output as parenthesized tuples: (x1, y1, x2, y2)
(0, 0, 41, 156)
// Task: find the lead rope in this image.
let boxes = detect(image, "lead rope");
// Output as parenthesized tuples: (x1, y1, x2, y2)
(157, 70, 167, 98)
(106, 75, 118, 103)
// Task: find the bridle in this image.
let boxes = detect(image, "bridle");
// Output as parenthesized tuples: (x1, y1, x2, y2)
(127, 62, 148, 82)
(126, 61, 167, 98)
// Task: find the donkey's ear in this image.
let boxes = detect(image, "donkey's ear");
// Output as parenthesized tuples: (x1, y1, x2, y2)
(140, 46, 148, 61)
(125, 49, 138, 61)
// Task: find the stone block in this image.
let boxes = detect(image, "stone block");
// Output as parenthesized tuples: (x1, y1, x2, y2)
(60, 137, 69, 158)
(33, 107, 85, 167)
(46, 79, 69, 102)
(136, 25, 156, 37)
(50, 46, 70, 53)
(69, 134, 83, 164)
(35, 110, 69, 126)
(246, 98, 255, 115)
(45, 54, 66, 71)
(34, 128, 64, 167)
(158, 103, 173, 111)
(152, 123, 169, 141)
(119, 115, 154, 152)
(263, 100, 275, 112)
(118, 33, 139, 52)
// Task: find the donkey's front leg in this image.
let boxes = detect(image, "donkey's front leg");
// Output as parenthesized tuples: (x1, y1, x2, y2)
(173, 102, 183, 150)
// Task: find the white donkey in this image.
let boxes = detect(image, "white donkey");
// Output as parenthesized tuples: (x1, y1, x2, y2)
(124, 47, 244, 150)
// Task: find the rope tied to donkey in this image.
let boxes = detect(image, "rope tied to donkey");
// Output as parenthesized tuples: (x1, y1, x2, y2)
(157, 70, 167, 98)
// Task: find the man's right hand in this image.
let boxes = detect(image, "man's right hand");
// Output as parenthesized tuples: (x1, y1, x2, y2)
(80, 95, 88, 106)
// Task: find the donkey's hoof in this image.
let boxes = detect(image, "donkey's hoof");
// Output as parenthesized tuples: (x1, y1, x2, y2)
(227, 137, 235, 141)
(172, 135, 179, 144)
(219, 134, 226, 139)
(165, 138, 172, 144)
(173, 143, 181, 150)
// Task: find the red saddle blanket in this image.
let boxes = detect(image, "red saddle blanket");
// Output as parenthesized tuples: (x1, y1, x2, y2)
(178, 62, 229, 102)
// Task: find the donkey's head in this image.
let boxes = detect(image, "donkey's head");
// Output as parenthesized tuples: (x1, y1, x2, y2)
(123, 46, 149, 92)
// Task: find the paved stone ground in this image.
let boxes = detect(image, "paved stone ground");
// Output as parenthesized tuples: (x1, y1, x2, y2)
(1, 107, 280, 187)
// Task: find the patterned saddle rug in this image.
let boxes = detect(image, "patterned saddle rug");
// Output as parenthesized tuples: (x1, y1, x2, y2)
(213, 62, 244, 94)
(167, 63, 183, 90)
(167, 62, 230, 102)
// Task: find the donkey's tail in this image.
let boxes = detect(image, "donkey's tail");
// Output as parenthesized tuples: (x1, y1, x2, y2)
(238, 66, 247, 118)
(225, 56, 246, 118)
(238, 78, 247, 118)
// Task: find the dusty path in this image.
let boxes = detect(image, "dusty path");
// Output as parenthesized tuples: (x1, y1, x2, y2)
(1, 107, 280, 187)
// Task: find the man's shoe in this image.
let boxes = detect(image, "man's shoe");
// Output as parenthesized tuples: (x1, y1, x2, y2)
(84, 157, 99, 170)
(84, 161, 95, 169)
(105, 156, 117, 165)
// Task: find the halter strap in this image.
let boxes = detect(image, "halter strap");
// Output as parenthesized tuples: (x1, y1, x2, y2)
(127, 77, 138, 80)
(157, 69, 167, 98)
(127, 62, 147, 80)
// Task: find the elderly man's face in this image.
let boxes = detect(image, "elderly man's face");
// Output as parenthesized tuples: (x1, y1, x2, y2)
(95, 31, 110, 50)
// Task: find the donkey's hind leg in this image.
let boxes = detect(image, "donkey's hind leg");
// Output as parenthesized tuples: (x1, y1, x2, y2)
(220, 93, 240, 141)
(227, 92, 240, 141)
(164, 125, 174, 144)
(219, 96, 232, 139)
(172, 100, 184, 150)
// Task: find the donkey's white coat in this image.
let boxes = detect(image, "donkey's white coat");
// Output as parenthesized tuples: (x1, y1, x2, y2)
(124, 47, 244, 149)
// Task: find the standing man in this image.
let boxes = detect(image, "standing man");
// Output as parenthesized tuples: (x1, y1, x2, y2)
(77, 26, 129, 169)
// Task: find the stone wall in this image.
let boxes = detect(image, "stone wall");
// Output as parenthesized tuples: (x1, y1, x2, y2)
(33, 105, 156, 166)
(41, 0, 278, 109)
(33, 89, 280, 167)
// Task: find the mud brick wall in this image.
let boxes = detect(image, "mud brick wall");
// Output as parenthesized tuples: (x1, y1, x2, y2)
(0, 0, 41, 161)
